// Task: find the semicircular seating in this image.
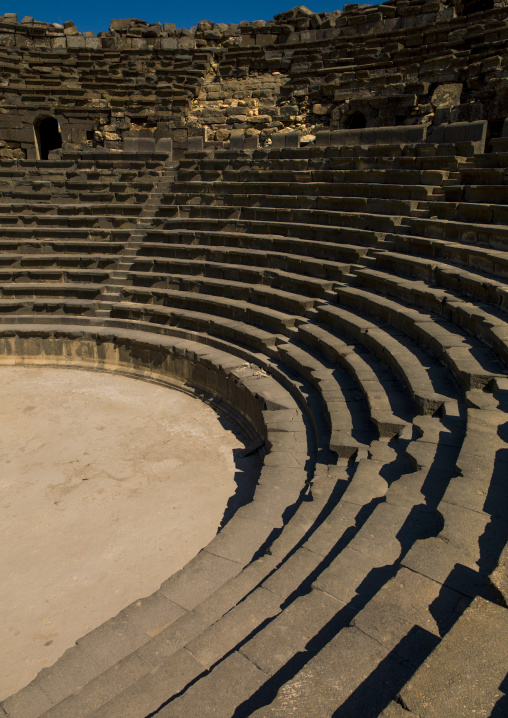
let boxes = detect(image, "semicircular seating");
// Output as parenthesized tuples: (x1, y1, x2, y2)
(0, 132, 507, 718)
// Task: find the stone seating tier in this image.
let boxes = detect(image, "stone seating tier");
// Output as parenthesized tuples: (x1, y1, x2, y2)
(0, 110, 507, 718)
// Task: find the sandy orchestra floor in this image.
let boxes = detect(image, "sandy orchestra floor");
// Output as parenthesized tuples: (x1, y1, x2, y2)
(0, 366, 244, 700)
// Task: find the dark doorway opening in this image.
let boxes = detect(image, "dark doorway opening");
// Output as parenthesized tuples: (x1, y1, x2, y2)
(459, 0, 493, 14)
(344, 111, 367, 130)
(35, 116, 62, 160)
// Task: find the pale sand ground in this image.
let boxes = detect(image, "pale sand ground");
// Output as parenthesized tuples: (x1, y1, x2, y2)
(0, 366, 244, 700)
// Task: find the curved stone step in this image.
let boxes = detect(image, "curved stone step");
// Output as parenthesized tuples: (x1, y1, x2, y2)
(316, 304, 453, 415)
(336, 285, 507, 391)
(354, 266, 508, 367)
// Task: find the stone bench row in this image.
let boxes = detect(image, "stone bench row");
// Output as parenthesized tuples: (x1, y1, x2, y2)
(371, 246, 508, 308)
(139, 233, 366, 273)
(154, 204, 407, 232)
(0, 177, 159, 193)
(0, 234, 129, 251)
(0, 283, 103, 301)
(106, 293, 459, 425)
(0, 253, 119, 270)
(167, 179, 435, 200)
(158, 196, 418, 219)
(386, 230, 508, 278)
(354, 266, 508, 368)
(416, 199, 508, 226)
(0, 214, 141, 230)
(0, 167, 167, 184)
(0, 202, 145, 216)
(145, 214, 400, 239)
(1, 242, 502, 401)
(125, 269, 315, 311)
(7, 155, 171, 171)
(183, 122, 488, 155)
(180, 151, 465, 171)
(0, 154, 459, 182)
(0, 190, 153, 204)
(120, 283, 303, 332)
(0, 196, 413, 227)
(399, 215, 508, 251)
(0, 267, 109, 283)
(174, 167, 450, 186)
(334, 284, 506, 392)
(7, 225, 359, 271)
(130, 256, 332, 298)
(443, 184, 508, 204)
(0, 298, 97, 317)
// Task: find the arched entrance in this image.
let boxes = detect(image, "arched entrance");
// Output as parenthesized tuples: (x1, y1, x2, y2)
(344, 111, 367, 130)
(34, 116, 62, 160)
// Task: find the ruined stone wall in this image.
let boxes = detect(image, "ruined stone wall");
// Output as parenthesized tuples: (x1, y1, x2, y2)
(1, 0, 508, 158)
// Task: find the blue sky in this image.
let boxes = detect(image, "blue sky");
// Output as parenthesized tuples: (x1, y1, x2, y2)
(3, 1, 382, 34)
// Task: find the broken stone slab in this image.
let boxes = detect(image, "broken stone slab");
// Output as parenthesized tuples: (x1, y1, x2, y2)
(328, 125, 427, 148)
(244, 135, 259, 150)
(426, 121, 487, 153)
(154, 137, 173, 157)
(123, 136, 155, 153)
(430, 82, 463, 109)
(270, 131, 300, 149)
(229, 130, 245, 151)
(187, 136, 203, 152)
(178, 36, 195, 49)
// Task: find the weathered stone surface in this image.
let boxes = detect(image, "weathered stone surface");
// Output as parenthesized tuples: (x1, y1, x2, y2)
(431, 83, 463, 109)
(398, 597, 508, 718)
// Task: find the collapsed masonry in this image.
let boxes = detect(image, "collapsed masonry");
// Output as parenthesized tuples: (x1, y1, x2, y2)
(1, 0, 508, 159)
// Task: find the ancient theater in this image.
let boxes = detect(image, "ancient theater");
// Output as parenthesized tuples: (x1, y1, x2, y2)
(0, 1, 507, 716)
